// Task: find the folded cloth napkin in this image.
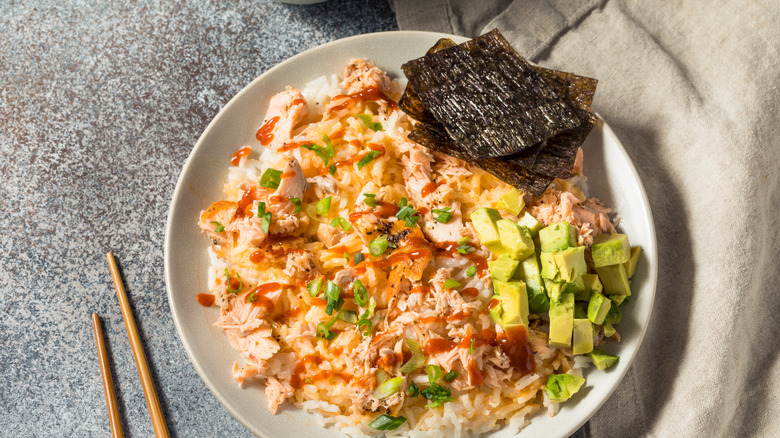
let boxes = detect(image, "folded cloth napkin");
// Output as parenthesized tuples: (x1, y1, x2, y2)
(389, 1, 780, 437)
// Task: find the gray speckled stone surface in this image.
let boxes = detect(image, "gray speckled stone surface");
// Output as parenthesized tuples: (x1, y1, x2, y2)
(0, 1, 585, 437)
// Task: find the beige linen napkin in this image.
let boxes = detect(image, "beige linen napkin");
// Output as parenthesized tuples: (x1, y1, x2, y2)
(389, 0, 780, 436)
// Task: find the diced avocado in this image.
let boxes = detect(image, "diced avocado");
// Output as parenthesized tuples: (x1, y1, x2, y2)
(591, 233, 631, 267)
(581, 273, 604, 295)
(514, 255, 549, 314)
(595, 264, 631, 296)
(539, 222, 577, 252)
(607, 301, 622, 325)
(497, 219, 535, 260)
(572, 319, 594, 355)
(623, 246, 642, 278)
(488, 295, 503, 326)
(517, 212, 543, 237)
(540, 252, 560, 281)
(494, 280, 529, 327)
(545, 373, 585, 401)
(610, 294, 627, 306)
(587, 291, 611, 325)
(554, 246, 587, 282)
(574, 304, 588, 319)
(497, 188, 524, 216)
(471, 208, 502, 252)
(488, 257, 520, 282)
(548, 293, 575, 348)
(589, 348, 619, 370)
(544, 279, 565, 302)
(567, 276, 590, 302)
(527, 290, 550, 314)
(602, 321, 617, 338)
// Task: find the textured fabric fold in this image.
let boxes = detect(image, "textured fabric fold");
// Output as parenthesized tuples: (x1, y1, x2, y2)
(390, 1, 780, 437)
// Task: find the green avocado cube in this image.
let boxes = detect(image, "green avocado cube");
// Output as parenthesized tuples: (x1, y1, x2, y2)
(610, 294, 627, 306)
(517, 212, 543, 237)
(545, 373, 585, 401)
(602, 321, 617, 338)
(591, 233, 631, 267)
(488, 295, 503, 326)
(497, 188, 524, 216)
(554, 246, 587, 282)
(574, 303, 588, 319)
(581, 273, 604, 295)
(549, 292, 575, 348)
(514, 255, 549, 314)
(540, 252, 560, 281)
(544, 279, 565, 302)
(497, 219, 535, 260)
(539, 222, 577, 252)
(494, 280, 529, 327)
(471, 208, 502, 252)
(607, 301, 622, 325)
(572, 319, 594, 355)
(587, 291, 611, 325)
(589, 348, 619, 370)
(488, 257, 520, 282)
(623, 246, 642, 278)
(567, 276, 590, 302)
(595, 264, 631, 296)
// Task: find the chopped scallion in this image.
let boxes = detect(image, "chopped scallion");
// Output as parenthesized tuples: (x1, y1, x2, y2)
(427, 364, 443, 385)
(355, 114, 383, 131)
(225, 268, 242, 294)
(369, 414, 406, 431)
(399, 338, 425, 373)
(353, 252, 365, 265)
(289, 197, 302, 214)
(308, 277, 323, 297)
(329, 216, 352, 231)
(338, 309, 358, 324)
(466, 265, 477, 277)
(324, 280, 343, 316)
(374, 376, 403, 399)
(316, 196, 332, 216)
(328, 164, 336, 175)
(431, 207, 452, 223)
(369, 235, 389, 256)
(357, 150, 381, 170)
(407, 381, 420, 397)
(210, 221, 225, 232)
(443, 371, 459, 382)
(443, 279, 461, 290)
(353, 280, 367, 307)
(259, 168, 282, 189)
(363, 193, 378, 207)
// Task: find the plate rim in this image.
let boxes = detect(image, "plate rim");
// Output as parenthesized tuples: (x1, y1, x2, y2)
(164, 29, 657, 438)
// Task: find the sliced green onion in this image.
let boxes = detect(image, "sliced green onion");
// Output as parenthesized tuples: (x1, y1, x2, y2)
(421, 383, 452, 408)
(353, 279, 368, 307)
(247, 290, 258, 302)
(374, 376, 403, 399)
(443, 279, 461, 290)
(399, 338, 426, 373)
(427, 364, 443, 385)
(369, 235, 389, 256)
(210, 221, 225, 232)
(316, 196, 332, 216)
(338, 309, 358, 324)
(369, 414, 406, 431)
(316, 321, 337, 341)
(308, 277, 323, 297)
(330, 216, 353, 231)
(357, 317, 372, 336)
(353, 252, 365, 265)
(363, 193, 378, 207)
(328, 164, 337, 175)
(469, 338, 476, 355)
(324, 280, 342, 316)
(357, 150, 381, 170)
(355, 114, 383, 131)
(407, 381, 420, 397)
(466, 265, 477, 277)
(431, 207, 452, 223)
(225, 268, 242, 294)
(396, 203, 420, 227)
(457, 243, 475, 254)
(443, 371, 459, 382)
(289, 197, 302, 214)
(257, 201, 271, 234)
(301, 139, 335, 167)
(259, 168, 282, 189)
(399, 197, 408, 208)
(457, 236, 471, 245)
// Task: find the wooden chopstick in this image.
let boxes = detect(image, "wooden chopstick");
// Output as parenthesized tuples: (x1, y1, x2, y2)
(91, 313, 125, 438)
(107, 252, 170, 438)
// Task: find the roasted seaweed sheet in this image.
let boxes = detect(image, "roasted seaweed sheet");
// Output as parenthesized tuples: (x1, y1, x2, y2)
(402, 30, 586, 158)
(399, 30, 598, 195)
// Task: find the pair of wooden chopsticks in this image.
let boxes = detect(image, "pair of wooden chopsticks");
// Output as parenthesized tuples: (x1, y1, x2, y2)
(91, 252, 170, 438)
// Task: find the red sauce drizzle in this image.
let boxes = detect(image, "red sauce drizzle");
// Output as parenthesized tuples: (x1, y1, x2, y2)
(348, 201, 400, 223)
(278, 141, 309, 152)
(419, 315, 444, 324)
(349, 139, 362, 148)
(245, 282, 282, 313)
(461, 287, 479, 298)
(196, 293, 215, 307)
(290, 98, 305, 107)
(467, 359, 485, 386)
(421, 181, 442, 198)
(249, 250, 264, 263)
(256, 116, 280, 146)
(423, 338, 457, 355)
(290, 355, 323, 388)
(236, 187, 260, 217)
(436, 241, 489, 277)
(328, 86, 399, 113)
(230, 147, 251, 166)
(410, 285, 431, 295)
(496, 325, 535, 375)
(281, 170, 296, 178)
(370, 247, 432, 270)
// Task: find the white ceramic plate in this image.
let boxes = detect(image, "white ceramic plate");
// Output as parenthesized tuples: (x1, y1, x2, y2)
(165, 31, 657, 438)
